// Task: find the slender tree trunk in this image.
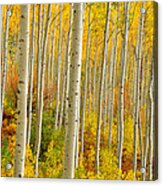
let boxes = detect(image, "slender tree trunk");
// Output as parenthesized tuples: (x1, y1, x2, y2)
(88, 41, 92, 115)
(92, 38, 98, 111)
(51, 5, 58, 83)
(133, 11, 144, 180)
(35, 5, 52, 177)
(81, 5, 91, 155)
(117, 2, 130, 171)
(96, 50, 103, 111)
(103, 58, 108, 131)
(58, 45, 67, 129)
(149, 58, 154, 181)
(138, 4, 145, 179)
(14, 5, 30, 177)
(36, 5, 42, 117)
(63, 3, 83, 178)
(1, 6, 11, 115)
(142, 96, 150, 180)
(95, 3, 111, 175)
(108, 6, 119, 146)
(54, 4, 63, 129)
(27, 5, 36, 145)
(64, 4, 73, 127)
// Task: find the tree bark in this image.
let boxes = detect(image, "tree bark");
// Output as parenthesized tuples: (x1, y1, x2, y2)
(36, 5, 42, 117)
(133, 10, 144, 180)
(64, 4, 73, 128)
(149, 57, 154, 181)
(27, 4, 36, 145)
(108, 5, 119, 146)
(35, 5, 52, 177)
(63, 3, 83, 179)
(14, 5, 30, 177)
(117, 2, 130, 171)
(92, 37, 98, 111)
(81, 5, 91, 156)
(54, 4, 63, 129)
(95, 3, 111, 175)
(51, 5, 58, 83)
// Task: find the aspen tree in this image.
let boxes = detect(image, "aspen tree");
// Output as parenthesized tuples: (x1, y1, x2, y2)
(59, 44, 67, 129)
(92, 37, 98, 111)
(88, 41, 92, 115)
(75, 3, 86, 168)
(95, 3, 111, 175)
(138, 4, 145, 178)
(117, 2, 130, 171)
(133, 8, 144, 179)
(51, 5, 58, 83)
(54, 4, 63, 129)
(142, 52, 150, 181)
(36, 5, 42, 114)
(1, 6, 11, 116)
(27, 5, 36, 145)
(64, 4, 73, 127)
(149, 55, 154, 181)
(35, 5, 52, 177)
(81, 5, 91, 155)
(14, 5, 30, 177)
(103, 55, 108, 131)
(108, 5, 119, 146)
(63, 3, 83, 179)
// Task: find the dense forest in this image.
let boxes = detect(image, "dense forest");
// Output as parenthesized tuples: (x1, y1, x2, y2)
(0, 2, 158, 180)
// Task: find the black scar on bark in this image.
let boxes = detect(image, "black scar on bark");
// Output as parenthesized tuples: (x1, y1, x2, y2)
(19, 80, 24, 84)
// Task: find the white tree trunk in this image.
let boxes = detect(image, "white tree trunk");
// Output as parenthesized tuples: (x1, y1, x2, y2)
(36, 5, 42, 116)
(149, 60, 154, 181)
(35, 5, 52, 177)
(63, 3, 83, 178)
(92, 38, 98, 111)
(59, 45, 67, 129)
(51, 5, 58, 83)
(117, 2, 130, 171)
(27, 5, 36, 145)
(108, 6, 119, 146)
(14, 5, 30, 177)
(64, 4, 73, 128)
(81, 5, 91, 155)
(95, 3, 111, 175)
(133, 10, 144, 180)
(54, 4, 63, 129)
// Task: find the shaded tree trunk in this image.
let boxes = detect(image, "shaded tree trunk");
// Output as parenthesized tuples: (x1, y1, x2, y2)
(95, 3, 111, 175)
(133, 10, 144, 180)
(117, 2, 130, 171)
(35, 5, 52, 177)
(27, 5, 36, 145)
(81, 5, 91, 156)
(36, 5, 42, 119)
(54, 4, 63, 129)
(108, 5, 119, 146)
(64, 4, 73, 127)
(149, 57, 154, 181)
